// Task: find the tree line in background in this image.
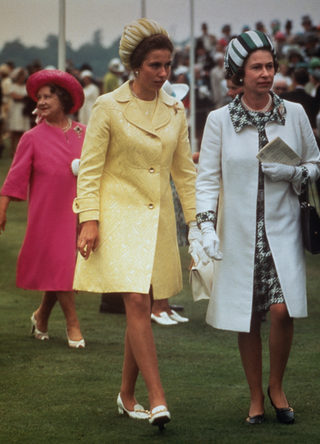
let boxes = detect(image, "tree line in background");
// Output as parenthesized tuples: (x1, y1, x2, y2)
(0, 30, 121, 78)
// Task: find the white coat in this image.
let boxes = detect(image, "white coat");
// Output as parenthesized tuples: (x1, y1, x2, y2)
(196, 100, 320, 332)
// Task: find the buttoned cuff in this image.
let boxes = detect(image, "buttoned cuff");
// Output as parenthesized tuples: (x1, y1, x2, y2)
(73, 197, 99, 213)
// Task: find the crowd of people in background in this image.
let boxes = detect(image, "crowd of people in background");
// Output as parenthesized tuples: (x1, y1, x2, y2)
(1, 14, 320, 157)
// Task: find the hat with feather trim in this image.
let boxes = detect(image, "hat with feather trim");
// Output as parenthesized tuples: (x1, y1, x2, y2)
(224, 30, 276, 78)
(26, 69, 84, 114)
(119, 18, 170, 71)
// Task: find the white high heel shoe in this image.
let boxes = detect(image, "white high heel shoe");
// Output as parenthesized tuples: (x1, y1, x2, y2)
(30, 313, 49, 340)
(149, 405, 171, 430)
(66, 330, 85, 348)
(117, 393, 149, 419)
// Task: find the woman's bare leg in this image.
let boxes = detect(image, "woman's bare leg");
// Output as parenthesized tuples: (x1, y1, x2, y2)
(34, 291, 58, 332)
(152, 298, 172, 316)
(56, 291, 83, 341)
(238, 312, 265, 417)
(121, 292, 166, 411)
(34, 291, 82, 341)
(268, 303, 294, 408)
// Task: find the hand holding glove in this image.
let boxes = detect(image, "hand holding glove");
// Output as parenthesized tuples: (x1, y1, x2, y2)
(261, 163, 296, 182)
(200, 221, 223, 261)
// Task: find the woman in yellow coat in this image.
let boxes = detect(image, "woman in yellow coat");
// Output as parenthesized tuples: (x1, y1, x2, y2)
(73, 19, 199, 429)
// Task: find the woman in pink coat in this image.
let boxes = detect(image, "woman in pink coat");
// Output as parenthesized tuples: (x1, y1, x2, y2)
(0, 70, 86, 348)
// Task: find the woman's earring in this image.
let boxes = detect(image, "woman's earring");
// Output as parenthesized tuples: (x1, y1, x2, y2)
(135, 71, 139, 77)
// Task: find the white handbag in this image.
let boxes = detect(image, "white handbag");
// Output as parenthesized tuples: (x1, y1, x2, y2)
(189, 240, 214, 302)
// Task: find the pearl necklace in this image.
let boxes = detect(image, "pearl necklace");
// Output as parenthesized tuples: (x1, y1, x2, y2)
(45, 118, 72, 133)
(241, 94, 273, 113)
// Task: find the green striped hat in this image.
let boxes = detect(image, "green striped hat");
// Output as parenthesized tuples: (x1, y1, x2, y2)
(224, 30, 276, 77)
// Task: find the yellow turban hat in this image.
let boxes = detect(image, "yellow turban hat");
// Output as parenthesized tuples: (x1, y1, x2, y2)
(119, 18, 170, 71)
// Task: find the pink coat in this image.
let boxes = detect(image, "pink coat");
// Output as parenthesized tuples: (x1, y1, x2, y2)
(1, 121, 86, 291)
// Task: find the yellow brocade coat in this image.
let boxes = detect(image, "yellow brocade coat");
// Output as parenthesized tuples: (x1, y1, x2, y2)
(73, 81, 196, 299)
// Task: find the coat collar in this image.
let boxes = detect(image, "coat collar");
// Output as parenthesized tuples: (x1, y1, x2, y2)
(229, 91, 286, 133)
(114, 80, 183, 135)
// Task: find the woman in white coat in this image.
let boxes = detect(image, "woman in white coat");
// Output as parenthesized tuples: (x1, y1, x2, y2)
(196, 31, 320, 425)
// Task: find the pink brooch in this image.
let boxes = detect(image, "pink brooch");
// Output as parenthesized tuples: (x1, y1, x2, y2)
(173, 102, 179, 114)
(74, 125, 83, 138)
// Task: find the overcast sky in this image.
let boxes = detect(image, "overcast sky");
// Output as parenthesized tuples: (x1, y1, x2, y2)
(2, 0, 320, 50)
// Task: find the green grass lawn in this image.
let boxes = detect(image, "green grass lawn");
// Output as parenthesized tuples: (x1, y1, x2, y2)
(0, 145, 320, 444)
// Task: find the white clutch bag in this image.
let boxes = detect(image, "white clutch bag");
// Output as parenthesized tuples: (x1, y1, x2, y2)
(189, 240, 214, 302)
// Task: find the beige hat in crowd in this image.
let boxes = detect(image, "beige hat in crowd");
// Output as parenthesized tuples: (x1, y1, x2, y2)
(119, 18, 170, 71)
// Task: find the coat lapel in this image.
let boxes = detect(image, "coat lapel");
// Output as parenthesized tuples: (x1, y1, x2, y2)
(114, 81, 182, 136)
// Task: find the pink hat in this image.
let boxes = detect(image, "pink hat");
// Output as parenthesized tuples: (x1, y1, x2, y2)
(26, 69, 84, 114)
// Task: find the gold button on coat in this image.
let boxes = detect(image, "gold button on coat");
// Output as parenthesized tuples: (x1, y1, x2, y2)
(148, 204, 154, 209)
(149, 167, 155, 173)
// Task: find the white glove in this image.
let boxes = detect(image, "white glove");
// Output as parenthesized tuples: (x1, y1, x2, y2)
(71, 159, 81, 176)
(189, 239, 211, 266)
(188, 221, 203, 244)
(188, 221, 210, 265)
(200, 221, 223, 261)
(261, 163, 296, 182)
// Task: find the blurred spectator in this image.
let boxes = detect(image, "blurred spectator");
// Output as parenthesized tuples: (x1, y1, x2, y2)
(197, 23, 216, 56)
(103, 58, 125, 94)
(6, 61, 15, 77)
(256, 21, 267, 34)
(0, 64, 12, 136)
(210, 52, 225, 108)
(195, 39, 215, 72)
(221, 24, 232, 43)
(273, 59, 292, 88)
(78, 70, 100, 125)
(270, 19, 281, 37)
(280, 68, 318, 129)
(216, 38, 228, 54)
(284, 20, 294, 43)
(274, 31, 287, 58)
(225, 78, 243, 101)
(272, 78, 289, 95)
(286, 47, 306, 76)
(308, 58, 320, 113)
(301, 15, 317, 35)
(8, 68, 29, 156)
(23, 61, 43, 128)
(242, 24, 251, 33)
(195, 64, 213, 147)
(304, 34, 320, 58)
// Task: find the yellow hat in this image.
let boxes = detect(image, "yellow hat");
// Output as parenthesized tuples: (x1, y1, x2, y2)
(119, 18, 170, 70)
